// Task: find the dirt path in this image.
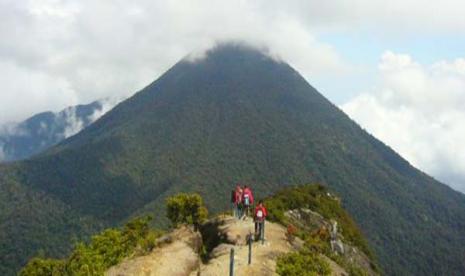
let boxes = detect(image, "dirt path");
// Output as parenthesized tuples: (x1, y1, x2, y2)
(106, 216, 347, 276)
(193, 216, 295, 276)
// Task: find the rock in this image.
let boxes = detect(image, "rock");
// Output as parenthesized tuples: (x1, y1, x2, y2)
(210, 243, 234, 258)
(106, 226, 201, 276)
(331, 239, 345, 255)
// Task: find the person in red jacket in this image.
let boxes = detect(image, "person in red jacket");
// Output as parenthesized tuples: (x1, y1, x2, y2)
(254, 200, 267, 241)
(232, 184, 243, 218)
(242, 185, 254, 219)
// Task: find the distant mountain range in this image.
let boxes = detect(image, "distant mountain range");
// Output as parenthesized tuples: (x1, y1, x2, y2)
(1, 43, 465, 275)
(0, 100, 113, 162)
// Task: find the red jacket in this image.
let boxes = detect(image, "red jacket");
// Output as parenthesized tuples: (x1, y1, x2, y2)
(234, 189, 242, 204)
(242, 188, 254, 205)
(255, 205, 267, 221)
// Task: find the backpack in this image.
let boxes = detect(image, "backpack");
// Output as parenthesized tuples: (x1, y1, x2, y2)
(244, 193, 250, 206)
(256, 207, 265, 221)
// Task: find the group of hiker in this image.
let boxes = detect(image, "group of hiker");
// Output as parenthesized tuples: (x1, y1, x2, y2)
(231, 184, 268, 241)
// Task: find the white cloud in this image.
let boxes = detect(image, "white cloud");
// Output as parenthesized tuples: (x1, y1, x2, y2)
(61, 97, 119, 138)
(62, 97, 119, 138)
(266, 0, 465, 35)
(61, 106, 83, 138)
(87, 97, 120, 123)
(0, 59, 78, 124)
(0, 0, 364, 125)
(2, 0, 464, 125)
(342, 52, 465, 192)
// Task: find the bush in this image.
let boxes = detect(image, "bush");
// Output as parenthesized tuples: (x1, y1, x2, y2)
(20, 216, 161, 276)
(166, 193, 208, 229)
(19, 258, 65, 276)
(264, 184, 373, 258)
(265, 184, 380, 275)
(276, 250, 331, 276)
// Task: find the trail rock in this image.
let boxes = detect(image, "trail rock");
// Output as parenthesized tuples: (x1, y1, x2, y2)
(106, 226, 201, 276)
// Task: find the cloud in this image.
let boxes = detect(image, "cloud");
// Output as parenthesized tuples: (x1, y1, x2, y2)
(59, 97, 118, 138)
(61, 107, 83, 138)
(294, 0, 465, 35)
(0, 0, 366, 125)
(342, 52, 465, 192)
(62, 97, 119, 138)
(3, 0, 464, 125)
(87, 97, 120, 124)
(0, 59, 78, 124)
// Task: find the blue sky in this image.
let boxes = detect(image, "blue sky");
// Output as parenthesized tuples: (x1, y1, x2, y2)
(315, 33, 465, 104)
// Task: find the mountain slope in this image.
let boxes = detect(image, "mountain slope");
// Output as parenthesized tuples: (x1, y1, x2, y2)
(0, 101, 108, 162)
(1, 43, 465, 275)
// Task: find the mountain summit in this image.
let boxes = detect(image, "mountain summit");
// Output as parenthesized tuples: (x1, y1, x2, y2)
(1, 43, 465, 275)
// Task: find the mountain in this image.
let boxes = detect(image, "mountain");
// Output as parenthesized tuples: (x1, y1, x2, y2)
(0, 101, 108, 162)
(1, 43, 465, 275)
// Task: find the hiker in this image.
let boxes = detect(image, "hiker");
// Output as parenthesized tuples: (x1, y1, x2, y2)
(254, 200, 267, 241)
(242, 185, 254, 218)
(231, 189, 236, 217)
(232, 184, 243, 218)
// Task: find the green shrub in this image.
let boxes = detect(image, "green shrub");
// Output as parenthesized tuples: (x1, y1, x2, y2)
(265, 184, 380, 275)
(276, 250, 331, 276)
(20, 216, 160, 276)
(264, 184, 373, 258)
(136, 230, 162, 254)
(19, 258, 65, 276)
(166, 193, 208, 229)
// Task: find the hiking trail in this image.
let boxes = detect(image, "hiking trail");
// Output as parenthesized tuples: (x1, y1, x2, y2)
(106, 215, 346, 276)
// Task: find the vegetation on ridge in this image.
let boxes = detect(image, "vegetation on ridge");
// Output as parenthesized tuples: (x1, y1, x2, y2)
(19, 192, 209, 276)
(264, 184, 372, 258)
(276, 250, 331, 276)
(266, 184, 380, 275)
(20, 216, 162, 276)
(166, 193, 208, 229)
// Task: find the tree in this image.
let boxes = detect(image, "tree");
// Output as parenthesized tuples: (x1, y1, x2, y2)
(166, 193, 208, 229)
